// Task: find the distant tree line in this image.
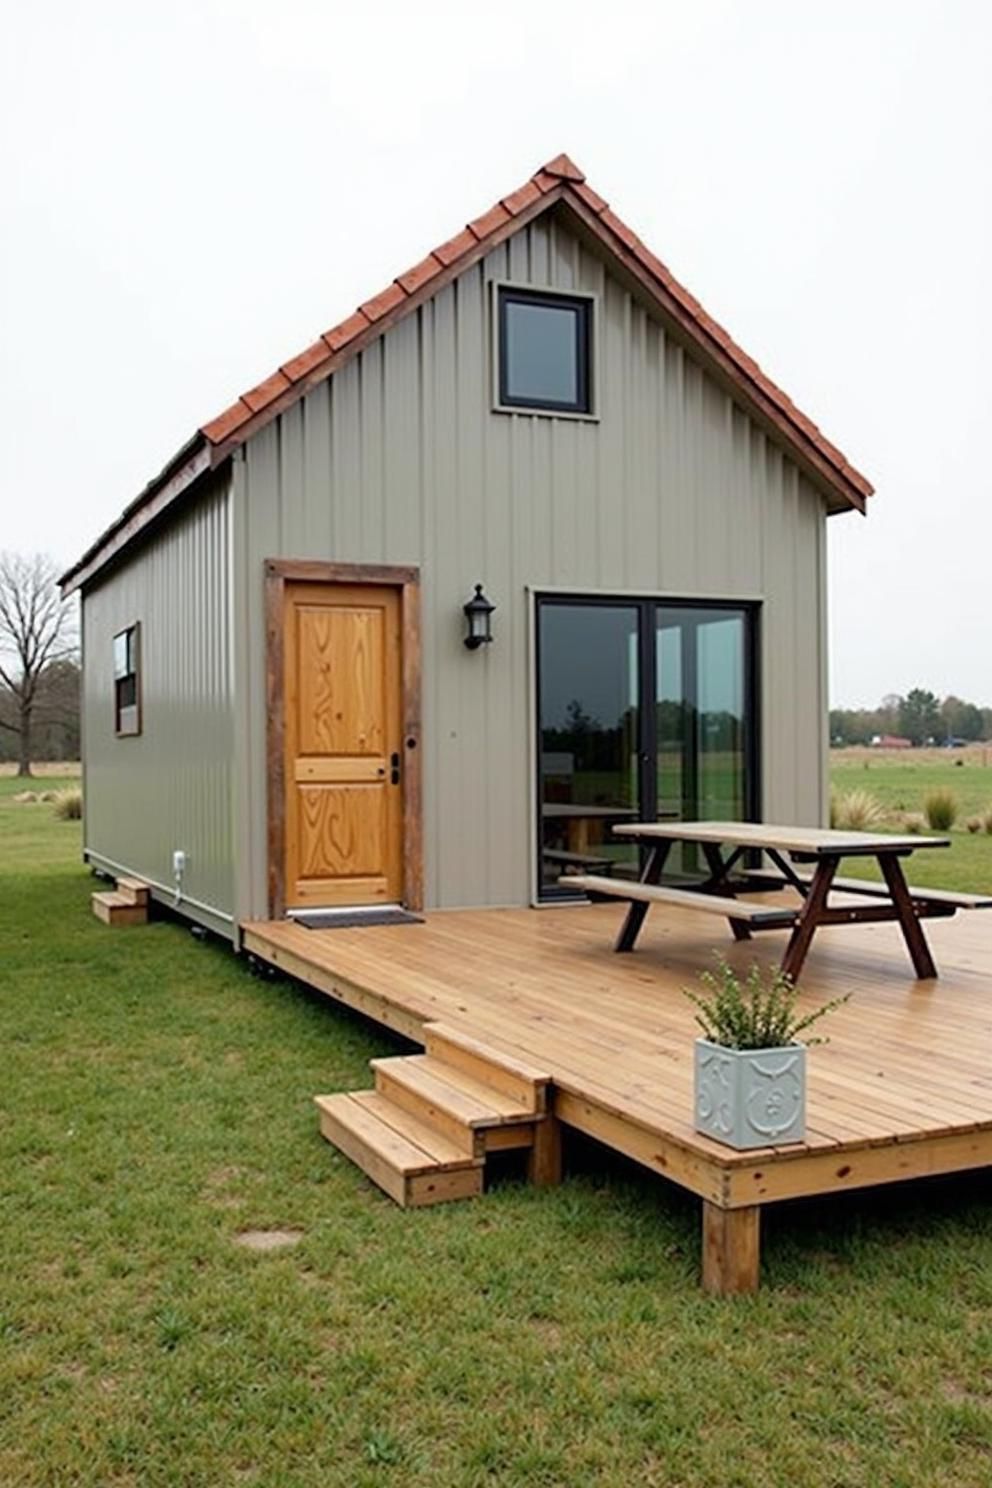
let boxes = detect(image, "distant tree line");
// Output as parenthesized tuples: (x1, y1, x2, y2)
(830, 689, 992, 748)
(544, 698, 744, 767)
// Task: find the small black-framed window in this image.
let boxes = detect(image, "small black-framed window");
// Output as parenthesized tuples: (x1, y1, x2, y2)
(113, 623, 141, 737)
(497, 286, 593, 414)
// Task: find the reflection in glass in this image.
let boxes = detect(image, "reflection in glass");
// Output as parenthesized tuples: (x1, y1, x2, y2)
(537, 598, 754, 897)
(697, 615, 746, 821)
(656, 606, 748, 876)
(504, 300, 579, 406)
(538, 604, 639, 893)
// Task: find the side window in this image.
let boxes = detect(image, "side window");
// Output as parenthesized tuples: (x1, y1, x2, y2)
(113, 623, 141, 736)
(496, 286, 593, 415)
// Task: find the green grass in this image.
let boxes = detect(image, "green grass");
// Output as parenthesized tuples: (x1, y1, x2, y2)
(5, 778, 992, 1484)
(831, 750, 992, 894)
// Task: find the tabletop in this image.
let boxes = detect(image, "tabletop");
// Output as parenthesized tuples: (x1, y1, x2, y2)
(613, 820, 950, 857)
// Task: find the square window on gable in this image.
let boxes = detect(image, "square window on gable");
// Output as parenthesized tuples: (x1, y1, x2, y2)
(496, 286, 593, 415)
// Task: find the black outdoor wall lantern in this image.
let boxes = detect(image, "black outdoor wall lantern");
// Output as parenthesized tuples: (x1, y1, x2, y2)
(463, 584, 495, 650)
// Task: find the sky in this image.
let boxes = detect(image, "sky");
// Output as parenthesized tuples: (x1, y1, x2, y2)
(1, 1, 989, 707)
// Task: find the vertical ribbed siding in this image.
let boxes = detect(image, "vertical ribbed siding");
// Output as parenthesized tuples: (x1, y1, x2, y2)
(235, 211, 828, 915)
(82, 476, 235, 932)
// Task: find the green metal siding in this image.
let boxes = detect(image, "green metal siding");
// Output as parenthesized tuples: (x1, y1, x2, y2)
(81, 475, 235, 936)
(233, 211, 829, 916)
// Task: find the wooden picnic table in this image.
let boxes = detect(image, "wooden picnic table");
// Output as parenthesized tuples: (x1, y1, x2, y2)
(562, 820, 992, 983)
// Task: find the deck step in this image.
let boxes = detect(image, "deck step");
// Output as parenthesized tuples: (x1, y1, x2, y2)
(91, 890, 148, 927)
(371, 1054, 538, 1155)
(315, 1091, 483, 1208)
(115, 876, 150, 907)
(317, 1031, 556, 1206)
(423, 1022, 550, 1114)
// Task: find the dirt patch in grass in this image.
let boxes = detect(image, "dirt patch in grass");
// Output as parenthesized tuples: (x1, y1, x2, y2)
(233, 1228, 304, 1252)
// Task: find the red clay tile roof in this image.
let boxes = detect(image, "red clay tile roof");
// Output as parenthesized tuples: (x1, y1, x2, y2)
(61, 153, 872, 593)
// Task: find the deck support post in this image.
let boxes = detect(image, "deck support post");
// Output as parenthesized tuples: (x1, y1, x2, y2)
(701, 1202, 761, 1295)
(527, 1115, 563, 1187)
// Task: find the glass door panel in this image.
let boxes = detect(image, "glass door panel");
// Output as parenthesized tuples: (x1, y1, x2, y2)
(655, 615, 686, 823)
(538, 603, 640, 894)
(655, 604, 752, 879)
(537, 597, 756, 899)
(697, 614, 747, 821)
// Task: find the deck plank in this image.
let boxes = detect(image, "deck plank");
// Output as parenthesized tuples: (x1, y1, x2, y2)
(248, 901, 992, 1203)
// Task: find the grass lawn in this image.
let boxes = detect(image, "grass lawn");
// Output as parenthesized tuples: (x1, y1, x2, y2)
(831, 747, 992, 894)
(4, 775, 992, 1485)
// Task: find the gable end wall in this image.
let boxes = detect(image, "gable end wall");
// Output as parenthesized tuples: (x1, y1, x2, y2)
(233, 212, 829, 916)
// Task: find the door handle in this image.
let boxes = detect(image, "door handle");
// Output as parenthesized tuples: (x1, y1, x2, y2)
(390, 751, 401, 786)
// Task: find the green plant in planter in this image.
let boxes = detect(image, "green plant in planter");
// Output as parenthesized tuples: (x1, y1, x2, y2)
(687, 959, 851, 1149)
(684, 957, 850, 1051)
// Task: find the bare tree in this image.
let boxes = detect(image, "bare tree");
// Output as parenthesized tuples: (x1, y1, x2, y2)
(0, 553, 77, 777)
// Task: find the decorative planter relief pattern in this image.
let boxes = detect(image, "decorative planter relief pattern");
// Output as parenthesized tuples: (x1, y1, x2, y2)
(694, 1038, 806, 1150)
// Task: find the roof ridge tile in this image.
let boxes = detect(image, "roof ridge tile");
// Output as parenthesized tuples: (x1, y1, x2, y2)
(468, 202, 512, 240)
(359, 281, 406, 323)
(540, 153, 586, 182)
(395, 253, 444, 295)
(433, 226, 477, 266)
(501, 180, 543, 215)
(324, 310, 371, 351)
(241, 370, 291, 414)
(280, 339, 333, 383)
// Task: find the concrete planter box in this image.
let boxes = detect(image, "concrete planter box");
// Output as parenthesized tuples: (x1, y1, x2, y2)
(694, 1038, 806, 1150)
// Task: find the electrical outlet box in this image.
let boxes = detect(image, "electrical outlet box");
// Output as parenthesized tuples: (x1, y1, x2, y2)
(172, 850, 186, 876)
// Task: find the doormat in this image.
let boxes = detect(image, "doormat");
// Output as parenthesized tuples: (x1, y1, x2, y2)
(294, 908, 424, 930)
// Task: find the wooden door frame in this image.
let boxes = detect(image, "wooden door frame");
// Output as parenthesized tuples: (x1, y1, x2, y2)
(264, 559, 423, 919)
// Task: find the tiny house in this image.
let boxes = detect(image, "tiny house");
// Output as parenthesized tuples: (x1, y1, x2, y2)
(61, 154, 872, 943)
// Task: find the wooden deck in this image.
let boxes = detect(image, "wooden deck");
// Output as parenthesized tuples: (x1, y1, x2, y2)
(242, 898, 992, 1292)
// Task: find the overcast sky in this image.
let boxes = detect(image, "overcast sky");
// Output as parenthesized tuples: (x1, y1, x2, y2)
(2, 1, 989, 706)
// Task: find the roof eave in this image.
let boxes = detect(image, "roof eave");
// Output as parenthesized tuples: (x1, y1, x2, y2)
(59, 435, 215, 596)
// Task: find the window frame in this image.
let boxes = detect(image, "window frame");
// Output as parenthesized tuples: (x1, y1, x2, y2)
(491, 282, 597, 420)
(113, 622, 142, 738)
(532, 592, 762, 902)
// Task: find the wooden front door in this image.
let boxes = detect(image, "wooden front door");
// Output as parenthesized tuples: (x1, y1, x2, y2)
(283, 582, 404, 908)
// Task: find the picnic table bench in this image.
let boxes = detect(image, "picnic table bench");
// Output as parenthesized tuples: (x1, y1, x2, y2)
(562, 820, 991, 982)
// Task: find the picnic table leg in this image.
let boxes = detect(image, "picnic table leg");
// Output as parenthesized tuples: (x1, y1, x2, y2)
(878, 852, 939, 980)
(701, 843, 751, 942)
(615, 841, 672, 953)
(780, 857, 838, 983)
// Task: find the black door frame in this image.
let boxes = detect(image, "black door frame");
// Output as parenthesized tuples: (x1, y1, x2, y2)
(535, 592, 762, 901)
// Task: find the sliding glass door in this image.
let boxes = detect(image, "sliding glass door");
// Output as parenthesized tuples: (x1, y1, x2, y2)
(537, 602, 641, 894)
(537, 596, 758, 898)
